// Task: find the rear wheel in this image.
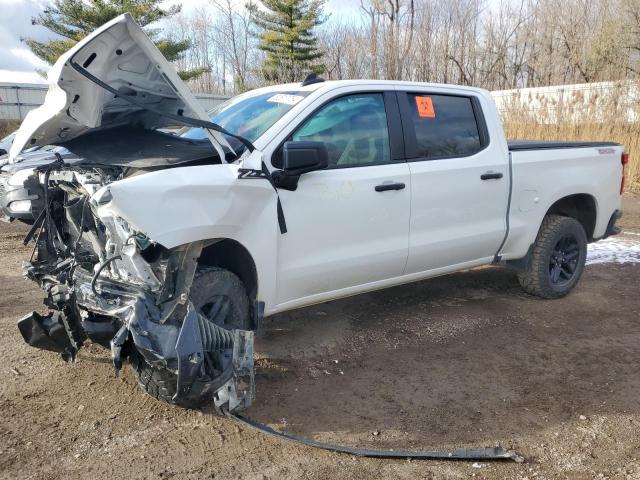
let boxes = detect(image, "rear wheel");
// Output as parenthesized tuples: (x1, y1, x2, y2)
(131, 267, 250, 408)
(517, 215, 587, 299)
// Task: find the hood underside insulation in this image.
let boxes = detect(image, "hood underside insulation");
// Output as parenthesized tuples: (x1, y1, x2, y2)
(60, 127, 220, 168)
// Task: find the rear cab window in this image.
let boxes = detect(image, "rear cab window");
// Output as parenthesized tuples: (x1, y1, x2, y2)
(400, 92, 488, 160)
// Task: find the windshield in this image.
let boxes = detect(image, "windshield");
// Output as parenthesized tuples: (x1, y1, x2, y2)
(180, 91, 310, 144)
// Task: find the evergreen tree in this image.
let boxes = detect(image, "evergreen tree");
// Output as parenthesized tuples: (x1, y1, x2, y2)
(248, 0, 325, 83)
(24, 0, 207, 80)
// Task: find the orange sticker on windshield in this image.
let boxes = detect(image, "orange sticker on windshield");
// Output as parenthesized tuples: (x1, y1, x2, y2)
(415, 96, 435, 118)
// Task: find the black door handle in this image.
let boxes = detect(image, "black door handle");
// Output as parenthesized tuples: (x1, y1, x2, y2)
(480, 172, 503, 180)
(375, 182, 405, 192)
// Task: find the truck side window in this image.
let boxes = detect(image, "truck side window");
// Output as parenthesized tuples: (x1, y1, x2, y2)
(291, 93, 391, 168)
(407, 93, 482, 159)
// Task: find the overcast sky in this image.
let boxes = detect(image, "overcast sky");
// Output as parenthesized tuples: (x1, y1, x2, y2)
(0, 0, 56, 83)
(0, 0, 362, 84)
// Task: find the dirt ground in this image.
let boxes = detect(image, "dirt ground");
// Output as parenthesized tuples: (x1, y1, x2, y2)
(1, 195, 639, 480)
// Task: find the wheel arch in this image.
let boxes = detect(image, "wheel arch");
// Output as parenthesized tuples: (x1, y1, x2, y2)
(545, 193, 598, 240)
(198, 238, 259, 301)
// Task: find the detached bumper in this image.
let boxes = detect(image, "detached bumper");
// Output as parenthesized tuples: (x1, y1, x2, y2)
(18, 311, 78, 361)
(19, 265, 255, 412)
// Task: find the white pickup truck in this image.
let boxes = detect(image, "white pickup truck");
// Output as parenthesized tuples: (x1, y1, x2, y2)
(7, 15, 626, 411)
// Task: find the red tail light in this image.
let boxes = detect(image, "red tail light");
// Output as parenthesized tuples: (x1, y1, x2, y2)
(621, 152, 629, 194)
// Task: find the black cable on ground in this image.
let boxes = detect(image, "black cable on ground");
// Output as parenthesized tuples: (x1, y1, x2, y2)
(225, 411, 524, 463)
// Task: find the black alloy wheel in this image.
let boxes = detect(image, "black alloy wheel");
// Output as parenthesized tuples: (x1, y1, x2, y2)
(549, 234, 581, 286)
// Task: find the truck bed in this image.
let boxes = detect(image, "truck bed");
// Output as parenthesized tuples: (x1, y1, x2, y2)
(508, 140, 621, 151)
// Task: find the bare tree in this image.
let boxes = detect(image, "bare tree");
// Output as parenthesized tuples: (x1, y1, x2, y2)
(210, 0, 255, 92)
(167, 0, 640, 93)
(360, 0, 382, 78)
(359, 0, 415, 79)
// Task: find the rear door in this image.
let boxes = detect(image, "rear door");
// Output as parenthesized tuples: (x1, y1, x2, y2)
(398, 89, 510, 274)
(272, 90, 411, 307)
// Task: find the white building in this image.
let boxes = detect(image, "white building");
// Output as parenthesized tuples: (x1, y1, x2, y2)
(491, 80, 640, 123)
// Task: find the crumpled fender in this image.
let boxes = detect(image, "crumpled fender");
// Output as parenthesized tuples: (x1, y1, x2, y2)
(94, 162, 280, 305)
(96, 163, 274, 247)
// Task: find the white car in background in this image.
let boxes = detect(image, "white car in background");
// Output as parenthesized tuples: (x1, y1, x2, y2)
(0, 132, 15, 155)
(7, 14, 626, 412)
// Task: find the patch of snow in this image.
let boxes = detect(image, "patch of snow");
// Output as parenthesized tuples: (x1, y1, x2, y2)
(587, 233, 640, 265)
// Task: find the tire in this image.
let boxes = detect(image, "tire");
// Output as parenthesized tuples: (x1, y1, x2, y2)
(131, 267, 250, 408)
(517, 214, 588, 299)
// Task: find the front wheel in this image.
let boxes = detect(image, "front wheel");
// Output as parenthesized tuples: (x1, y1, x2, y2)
(517, 215, 588, 299)
(131, 267, 251, 408)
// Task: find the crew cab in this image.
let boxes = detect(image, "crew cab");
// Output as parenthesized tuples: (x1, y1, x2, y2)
(7, 14, 625, 412)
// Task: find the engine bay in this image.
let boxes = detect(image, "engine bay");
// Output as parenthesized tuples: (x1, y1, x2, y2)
(18, 156, 254, 412)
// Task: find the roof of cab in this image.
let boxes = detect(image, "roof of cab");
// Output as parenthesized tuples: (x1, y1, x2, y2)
(244, 79, 489, 96)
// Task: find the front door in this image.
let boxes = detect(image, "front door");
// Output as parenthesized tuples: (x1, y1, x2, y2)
(273, 92, 411, 308)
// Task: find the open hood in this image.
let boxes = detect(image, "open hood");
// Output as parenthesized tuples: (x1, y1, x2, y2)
(9, 13, 231, 163)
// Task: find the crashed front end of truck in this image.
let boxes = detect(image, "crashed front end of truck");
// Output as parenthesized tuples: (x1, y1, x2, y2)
(18, 159, 254, 412)
(8, 13, 258, 412)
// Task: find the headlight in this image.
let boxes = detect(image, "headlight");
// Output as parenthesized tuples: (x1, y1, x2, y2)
(8, 200, 32, 214)
(7, 168, 36, 187)
(93, 186, 112, 205)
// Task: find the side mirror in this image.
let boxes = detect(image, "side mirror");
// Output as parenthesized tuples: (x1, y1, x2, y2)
(274, 141, 329, 191)
(0, 149, 6, 157)
(283, 141, 328, 174)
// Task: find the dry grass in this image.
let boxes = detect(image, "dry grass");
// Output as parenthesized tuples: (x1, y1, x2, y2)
(500, 83, 640, 192)
(503, 120, 640, 192)
(0, 120, 19, 139)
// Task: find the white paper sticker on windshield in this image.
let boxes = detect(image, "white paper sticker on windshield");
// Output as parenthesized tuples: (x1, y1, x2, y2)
(267, 94, 304, 105)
